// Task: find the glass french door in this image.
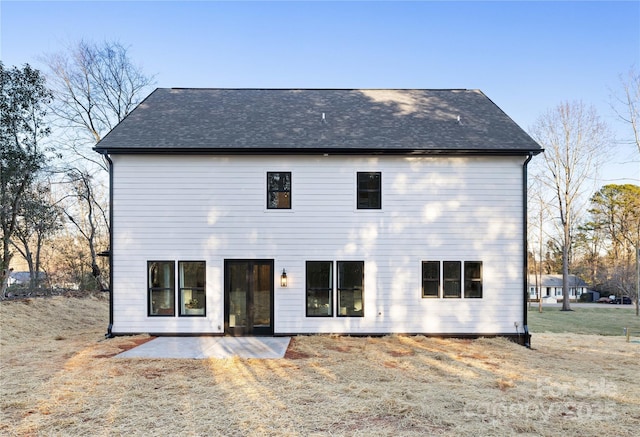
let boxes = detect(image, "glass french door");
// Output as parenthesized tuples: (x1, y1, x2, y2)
(224, 260, 274, 336)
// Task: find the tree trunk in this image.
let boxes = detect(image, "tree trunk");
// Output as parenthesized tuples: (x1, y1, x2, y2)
(34, 234, 43, 290)
(562, 220, 572, 311)
(26, 254, 35, 290)
(538, 201, 544, 313)
(636, 246, 639, 317)
(1, 268, 11, 299)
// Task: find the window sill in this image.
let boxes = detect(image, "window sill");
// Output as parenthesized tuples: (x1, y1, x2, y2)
(264, 208, 295, 213)
(182, 308, 205, 316)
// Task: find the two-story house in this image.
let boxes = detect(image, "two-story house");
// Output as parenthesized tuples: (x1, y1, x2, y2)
(94, 88, 542, 345)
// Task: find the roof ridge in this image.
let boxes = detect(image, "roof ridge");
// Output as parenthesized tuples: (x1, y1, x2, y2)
(164, 87, 475, 91)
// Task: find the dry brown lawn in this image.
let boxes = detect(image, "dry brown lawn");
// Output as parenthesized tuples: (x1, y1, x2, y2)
(1, 295, 638, 436)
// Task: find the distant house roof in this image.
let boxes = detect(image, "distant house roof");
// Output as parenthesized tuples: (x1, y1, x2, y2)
(9, 271, 46, 285)
(528, 274, 588, 288)
(94, 88, 542, 155)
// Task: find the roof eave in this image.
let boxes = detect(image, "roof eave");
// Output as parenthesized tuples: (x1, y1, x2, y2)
(94, 147, 543, 156)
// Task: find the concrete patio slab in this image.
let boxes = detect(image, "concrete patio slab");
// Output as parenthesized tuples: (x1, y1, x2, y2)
(115, 336, 291, 359)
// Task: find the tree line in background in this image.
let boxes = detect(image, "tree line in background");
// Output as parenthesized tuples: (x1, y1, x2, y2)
(528, 68, 640, 314)
(1, 40, 154, 297)
(1, 43, 638, 312)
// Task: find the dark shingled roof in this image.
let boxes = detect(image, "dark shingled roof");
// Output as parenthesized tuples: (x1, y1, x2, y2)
(528, 275, 588, 288)
(94, 88, 542, 155)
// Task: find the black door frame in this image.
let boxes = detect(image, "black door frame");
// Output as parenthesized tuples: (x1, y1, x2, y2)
(224, 259, 274, 336)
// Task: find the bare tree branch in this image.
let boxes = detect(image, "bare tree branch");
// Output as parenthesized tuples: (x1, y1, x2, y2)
(42, 40, 154, 291)
(611, 66, 640, 154)
(530, 101, 612, 311)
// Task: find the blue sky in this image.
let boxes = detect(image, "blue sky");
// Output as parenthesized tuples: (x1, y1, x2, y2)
(2, 0, 639, 183)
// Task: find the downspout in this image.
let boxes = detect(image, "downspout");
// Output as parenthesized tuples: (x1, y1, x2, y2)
(103, 153, 114, 338)
(522, 152, 533, 348)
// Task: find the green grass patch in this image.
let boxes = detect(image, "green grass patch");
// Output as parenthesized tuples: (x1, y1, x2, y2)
(528, 306, 640, 336)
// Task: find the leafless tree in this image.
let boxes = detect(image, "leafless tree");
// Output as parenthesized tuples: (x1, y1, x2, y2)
(528, 178, 555, 312)
(44, 40, 154, 167)
(62, 169, 109, 290)
(611, 66, 640, 155)
(530, 101, 611, 311)
(43, 40, 154, 290)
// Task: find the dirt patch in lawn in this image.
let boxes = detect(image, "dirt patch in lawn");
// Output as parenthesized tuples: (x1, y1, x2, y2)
(1, 296, 639, 436)
(92, 336, 156, 358)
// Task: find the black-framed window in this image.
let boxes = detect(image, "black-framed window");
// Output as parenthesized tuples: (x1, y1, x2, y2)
(179, 261, 206, 316)
(464, 261, 483, 298)
(148, 261, 175, 316)
(443, 261, 461, 298)
(267, 172, 291, 209)
(422, 261, 440, 298)
(306, 261, 333, 317)
(337, 261, 364, 316)
(357, 172, 381, 209)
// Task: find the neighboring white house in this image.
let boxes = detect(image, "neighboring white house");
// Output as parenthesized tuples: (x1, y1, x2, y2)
(7, 271, 47, 287)
(94, 88, 542, 344)
(528, 274, 589, 302)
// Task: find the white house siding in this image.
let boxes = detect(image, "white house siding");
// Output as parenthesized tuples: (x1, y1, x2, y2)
(110, 154, 526, 335)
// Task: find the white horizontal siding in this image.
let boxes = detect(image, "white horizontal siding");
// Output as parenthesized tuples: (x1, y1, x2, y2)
(111, 154, 526, 335)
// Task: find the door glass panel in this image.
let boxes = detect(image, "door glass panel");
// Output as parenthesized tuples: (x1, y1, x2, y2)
(253, 264, 271, 327)
(228, 262, 248, 328)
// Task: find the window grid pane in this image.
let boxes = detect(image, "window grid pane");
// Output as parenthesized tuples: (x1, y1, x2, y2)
(267, 172, 291, 209)
(179, 261, 206, 316)
(422, 261, 440, 298)
(443, 261, 461, 298)
(337, 261, 364, 316)
(357, 172, 381, 209)
(464, 261, 483, 298)
(148, 261, 175, 316)
(306, 261, 333, 317)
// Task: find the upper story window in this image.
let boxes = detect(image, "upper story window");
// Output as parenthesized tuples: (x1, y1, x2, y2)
(357, 172, 381, 209)
(267, 172, 291, 209)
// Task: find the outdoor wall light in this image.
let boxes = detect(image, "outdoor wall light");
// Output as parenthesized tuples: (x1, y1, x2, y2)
(280, 269, 288, 287)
